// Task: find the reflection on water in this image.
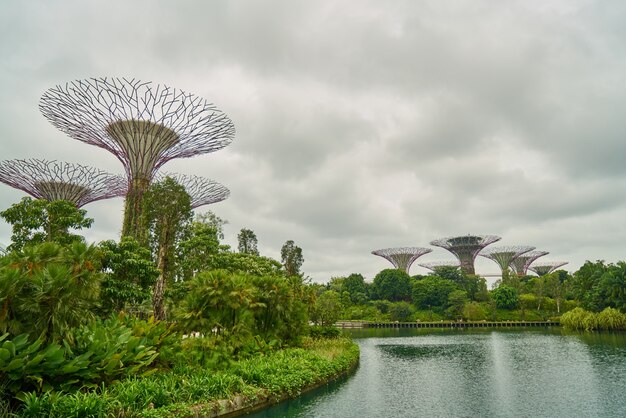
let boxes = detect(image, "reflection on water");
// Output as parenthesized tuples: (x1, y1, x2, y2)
(247, 329, 626, 418)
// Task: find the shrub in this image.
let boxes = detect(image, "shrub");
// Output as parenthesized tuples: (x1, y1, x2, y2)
(491, 285, 519, 310)
(463, 302, 487, 321)
(309, 326, 341, 339)
(389, 302, 414, 322)
(597, 307, 626, 330)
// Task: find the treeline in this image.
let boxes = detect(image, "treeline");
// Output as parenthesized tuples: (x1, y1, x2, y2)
(0, 180, 334, 416)
(311, 261, 626, 324)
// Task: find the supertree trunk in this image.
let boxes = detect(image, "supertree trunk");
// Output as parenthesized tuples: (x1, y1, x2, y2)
(122, 177, 151, 243)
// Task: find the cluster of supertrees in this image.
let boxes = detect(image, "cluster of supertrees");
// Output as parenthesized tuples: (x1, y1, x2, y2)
(372, 234, 568, 277)
(0, 77, 233, 241)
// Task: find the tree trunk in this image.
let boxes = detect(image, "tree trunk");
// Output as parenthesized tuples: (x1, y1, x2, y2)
(152, 227, 169, 320)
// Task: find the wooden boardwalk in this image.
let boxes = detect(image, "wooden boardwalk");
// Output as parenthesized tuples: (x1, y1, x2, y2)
(336, 320, 560, 329)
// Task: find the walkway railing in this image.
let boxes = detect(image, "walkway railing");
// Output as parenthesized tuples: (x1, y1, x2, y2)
(336, 320, 560, 329)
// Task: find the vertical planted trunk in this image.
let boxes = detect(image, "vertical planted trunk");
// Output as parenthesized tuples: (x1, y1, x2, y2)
(152, 220, 171, 320)
(122, 177, 150, 244)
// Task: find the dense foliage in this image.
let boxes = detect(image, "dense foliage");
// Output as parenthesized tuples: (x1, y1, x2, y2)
(0, 197, 93, 252)
(0, 190, 338, 416)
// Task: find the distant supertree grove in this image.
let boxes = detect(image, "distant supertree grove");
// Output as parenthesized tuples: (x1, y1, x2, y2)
(155, 173, 229, 209)
(39, 77, 235, 240)
(418, 261, 461, 272)
(528, 261, 568, 276)
(510, 250, 549, 276)
(0, 159, 126, 207)
(479, 246, 535, 276)
(371, 247, 433, 274)
(430, 235, 501, 275)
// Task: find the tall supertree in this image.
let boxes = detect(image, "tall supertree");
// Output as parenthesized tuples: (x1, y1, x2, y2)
(430, 235, 501, 275)
(418, 261, 461, 272)
(371, 247, 433, 274)
(0, 159, 126, 207)
(39, 77, 235, 241)
(479, 246, 535, 277)
(510, 250, 549, 276)
(155, 173, 229, 209)
(528, 261, 568, 276)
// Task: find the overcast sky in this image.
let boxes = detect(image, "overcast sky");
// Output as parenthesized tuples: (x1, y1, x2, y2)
(1, 0, 625, 283)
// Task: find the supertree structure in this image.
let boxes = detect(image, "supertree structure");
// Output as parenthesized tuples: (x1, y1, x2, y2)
(510, 250, 549, 276)
(418, 261, 461, 272)
(371, 247, 433, 274)
(528, 261, 568, 276)
(155, 173, 229, 209)
(0, 159, 126, 207)
(430, 235, 501, 275)
(479, 246, 535, 276)
(39, 77, 235, 240)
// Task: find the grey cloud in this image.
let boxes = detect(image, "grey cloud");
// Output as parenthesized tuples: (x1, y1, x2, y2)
(1, 0, 626, 282)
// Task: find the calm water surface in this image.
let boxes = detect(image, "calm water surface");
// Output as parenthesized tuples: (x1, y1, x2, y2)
(248, 328, 626, 418)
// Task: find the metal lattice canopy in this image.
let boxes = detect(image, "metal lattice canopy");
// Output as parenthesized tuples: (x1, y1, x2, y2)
(479, 246, 535, 274)
(39, 77, 235, 181)
(510, 250, 549, 276)
(0, 159, 126, 207)
(528, 261, 569, 276)
(371, 247, 433, 274)
(418, 261, 461, 272)
(39, 77, 235, 239)
(430, 234, 501, 275)
(155, 173, 230, 209)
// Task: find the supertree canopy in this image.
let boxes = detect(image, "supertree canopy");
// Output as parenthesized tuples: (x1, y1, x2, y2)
(371, 247, 433, 274)
(479, 246, 535, 275)
(155, 173, 229, 209)
(0, 159, 126, 207)
(528, 261, 568, 276)
(418, 261, 461, 272)
(510, 250, 549, 276)
(430, 235, 501, 275)
(39, 77, 235, 239)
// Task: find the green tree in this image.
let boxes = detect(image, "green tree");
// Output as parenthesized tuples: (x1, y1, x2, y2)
(411, 275, 457, 309)
(342, 273, 369, 304)
(209, 252, 283, 276)
(389, 301, 414, 322)
(447, 290, 468, 319)
(544, 271, 567, 313)
(143, 177, 193, 320)
(281, 240, 304, 277)
(238, 228, 259, 255)
(177, 218, 221, 281)
(570, 261, 626, 312)
(98, 237, 160, 315)
(0, 242, 100, 342)
(491, 285, 519, 309)
(0, 197, 93, 252)
(195, 211, 228, 240)
(310, 290, 341, 326)
(178, 270, 259, 346)
(371, 269, 412, 302)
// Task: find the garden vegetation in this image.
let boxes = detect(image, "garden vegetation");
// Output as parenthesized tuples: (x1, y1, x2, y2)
(0, 179, 359, 416)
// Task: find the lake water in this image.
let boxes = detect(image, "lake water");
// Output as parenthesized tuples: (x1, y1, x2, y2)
(247, 328, 626, 418)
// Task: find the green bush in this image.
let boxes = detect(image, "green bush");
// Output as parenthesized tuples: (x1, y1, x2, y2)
(309, 326, 341, 339)
(0, 315, 171, 397)
(597, 307, 625, 330)
(562, 307, 626, 331)
(462, 302, 486, 321)
(389, 302, 414, 322)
